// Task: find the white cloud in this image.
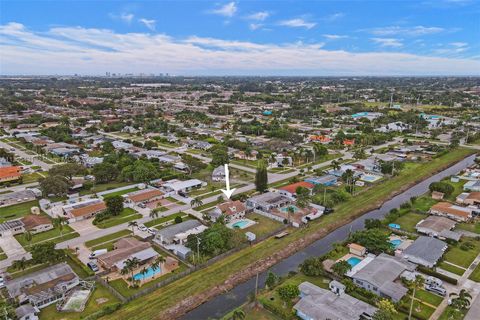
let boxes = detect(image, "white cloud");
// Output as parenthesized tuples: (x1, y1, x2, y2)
(369, 25, 445, 36)
(1, 23, 479, 76)
(322, 12, 345, 22)
(120, 13, 134, 24)
(246, 11, 269, 21)
(278, 18, 316, 29)
(371, 38, 403, 47)
(450, 42, 467, 48)
(323, 34, 348, 40)
(139, 18, 156, 31)
(210, 2, 237, 17)
(249, 23, 263, 31)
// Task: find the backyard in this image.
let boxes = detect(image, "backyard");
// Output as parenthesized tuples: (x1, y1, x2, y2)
(443, 238, 480, 269)
(0, 200, 39, 223)
(15, 223, 79, 248)
(94, 208, 142, 229)
(391, 211, 428, 233)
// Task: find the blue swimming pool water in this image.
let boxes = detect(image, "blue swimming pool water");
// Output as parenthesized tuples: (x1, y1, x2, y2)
(347, 257, 362, 267)
(388, 223, 401, 229)
(390, 239, 403, 249)
(133, 266, 161, 281)
(280, 205, 299, 213)
(232, 220, 250, 229)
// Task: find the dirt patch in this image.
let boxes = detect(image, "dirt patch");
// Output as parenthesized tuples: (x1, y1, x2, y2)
(96, 297, 109, 305)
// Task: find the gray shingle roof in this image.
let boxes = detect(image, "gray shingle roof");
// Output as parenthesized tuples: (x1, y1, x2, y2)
(403, 236, 447, 265)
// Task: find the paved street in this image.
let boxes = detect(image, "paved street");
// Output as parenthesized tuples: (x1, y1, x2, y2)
(0, 139, 54, 171)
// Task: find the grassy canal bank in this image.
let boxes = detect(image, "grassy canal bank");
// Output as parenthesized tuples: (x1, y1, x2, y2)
(106, 148, 476, 320)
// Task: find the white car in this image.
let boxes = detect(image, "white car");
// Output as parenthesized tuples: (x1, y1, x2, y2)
(0, 276, 5, 289)
(138, 224, 148, 232)
(147, 227, 157, 235)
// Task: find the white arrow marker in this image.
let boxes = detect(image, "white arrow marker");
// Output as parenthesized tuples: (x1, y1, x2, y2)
(220, 163, 236, 199)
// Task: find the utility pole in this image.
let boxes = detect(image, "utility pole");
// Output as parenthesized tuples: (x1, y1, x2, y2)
(255, 272, 259, 301)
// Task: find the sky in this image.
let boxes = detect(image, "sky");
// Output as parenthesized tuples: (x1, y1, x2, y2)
(1, 0, 479, 76)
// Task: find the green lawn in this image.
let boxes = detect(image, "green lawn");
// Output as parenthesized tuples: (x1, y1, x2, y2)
(438, 261, 465, 276)
(412, 196, 438, 213)
(393, 211, 428, 233)
(15, 223, 79, 248)
(456, 222, 480, 234)
(144, 213, 187, 228)
(39, 282, 120, 320)
(468, 262, 480, 282)
(80, 182, 134, 196)
(244, 213, 284, 238)
(105, 148, 475, 320)
(109, 263, 188, 298)
(443, 238, 480, 268)
(442, 179, 466, 202)
(416, 289, 444, 306)
(94, 208, 142, 229)
(102, 187, 139, 199)
(0, 200, 39, 223)
(85, 229, 132, 248)
(399, 299, 436, 320)
(438, 306, 468, 320)
(223, 305, 281, 320)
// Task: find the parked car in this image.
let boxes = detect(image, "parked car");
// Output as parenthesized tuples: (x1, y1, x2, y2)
(425, 285, 446, 296)
(0, 276, 5, 289)
(138, 224, 148, 232)
(147, 227, 157, 235)
(87, 262, 99, 272)
(89, 249, 108, 259)
(138, 203, 147, 208)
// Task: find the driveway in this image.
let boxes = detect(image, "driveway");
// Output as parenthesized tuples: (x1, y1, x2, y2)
(69, 219, 100, 236)
(0, 235, 31, 270)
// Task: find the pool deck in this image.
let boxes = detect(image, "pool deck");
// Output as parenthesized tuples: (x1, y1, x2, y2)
(226, 218, 257, 230)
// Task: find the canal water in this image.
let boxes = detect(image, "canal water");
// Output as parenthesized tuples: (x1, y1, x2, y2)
(182, 154, 477, 320)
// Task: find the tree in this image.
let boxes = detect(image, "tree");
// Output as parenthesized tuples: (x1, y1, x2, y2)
(265, 271, 279, 289)
(150, 208, 160, 219)
(231, 309, 246, 320)
(449, 289, 472, 311)
(121, 257, 141, 287)
(296, 186, 311, 208)
(39, 175, 70, 196)
(101, 141, 115, 153)
(332, 260, 352, 276)
(429, 181, 454, 197)
(49, 163, 86, 180)
(349, 228, 392, 253)
(11, 257, 28, 271)
(106, 195, 124, 216)
(24, 231, 33, 247)
(190, 197, 203, 208)
(255, 160, 268, 192)
(174, 215, 183, 224)
(313, 143, 328, 162)
(31, 242, 64, 264)
(277, 284, 300, 304)
(408, 275, 425, 320)
(211, 145, 229, 167)
(353, 148, 367, 160)
(373, 299, 397, 320)
(52, 216, 67, 238)
(128, 221, 138, 234)
(92, 162, 119, 183)
(331, 159, 341, 171)
(299, 257, 324, 276)
(365, 219, 383, 229)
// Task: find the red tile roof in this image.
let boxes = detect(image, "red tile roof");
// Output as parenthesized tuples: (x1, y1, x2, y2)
(279, 181, 314, 195)
(0, 166, 21, 180)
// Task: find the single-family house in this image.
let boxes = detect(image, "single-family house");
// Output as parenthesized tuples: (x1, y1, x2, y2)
(349, 253, 415, 302)
(304, 175, 337, 186)
(0, 189, 37, 207)
(6, 263, 80, 309)
(15, 304, 39, 320)
(155, 220, 207, 245)
(162, 179, 206, 195)
(429, 202, 475, 222)
(456, 192, 480, 206)
(0, 166, 21, 183)
(21, 215, 53, 234)
(278, 181, 314, 199)
(207, 200, 247, 222)
(62, 199, 107, 222)
(294, 281, 377, 320)
(401, 236, 447, 268)
(463, 180, 480, 192)
(415, 216, 460, 241)
(97, 237, 158, 272)
(211, 165, 226, 182)
(0, 219, 25, 237)
(126, 188, 164, 205)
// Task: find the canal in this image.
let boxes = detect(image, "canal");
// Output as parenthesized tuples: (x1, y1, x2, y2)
(182, 154, 477, 320)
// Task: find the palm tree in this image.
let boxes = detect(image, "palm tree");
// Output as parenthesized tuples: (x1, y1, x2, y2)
(286, 206, 295, 224)
(53, 216, 67, 239)
(449, 289, 472, 311)
(24, 231, 33, 247)
(128, 221, 138, 234)
(408, 275, 425, 320)
(123, 257, 141, 286)
(149, 208, 160, 219)
(12, 257, 28, 271)
(190, 197, 203, 208)
(140, 266, 149, 281)
(331, 159, 341, 171)
(231, 309, 246, 320)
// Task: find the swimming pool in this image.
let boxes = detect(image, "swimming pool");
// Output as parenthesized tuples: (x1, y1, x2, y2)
(133, 266, 161, 281)
(232, 220, 250, 229)
(280, 205, 299, 213)
(388, 223, 401, 229)
(361, 174, 382, 182)
(347, 257, 362, 267)
(390, 239, 403, 249)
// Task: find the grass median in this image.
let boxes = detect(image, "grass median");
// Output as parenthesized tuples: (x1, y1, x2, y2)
(107, 148, 475, 320)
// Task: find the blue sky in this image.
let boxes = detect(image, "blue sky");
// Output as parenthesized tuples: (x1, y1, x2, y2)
(1, 0, 479, 75)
